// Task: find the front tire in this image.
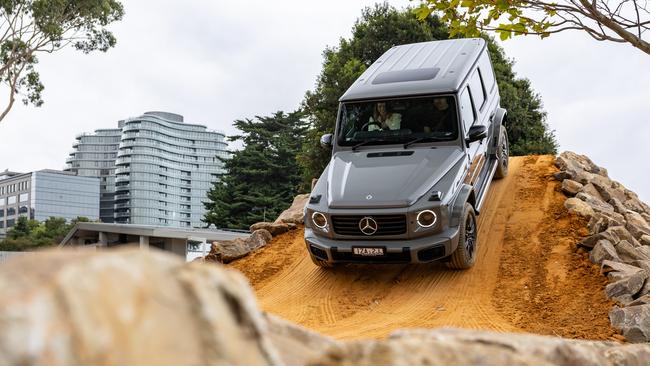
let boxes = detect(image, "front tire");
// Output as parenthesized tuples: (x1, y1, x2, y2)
(447, 203, 478, 270)
(494, 126, 509, 179)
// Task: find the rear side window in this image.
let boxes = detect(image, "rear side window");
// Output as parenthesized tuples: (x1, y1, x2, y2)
(479, 52, 496, 92)
(468, 70, 486, 109)
(459, 87, 475, 132)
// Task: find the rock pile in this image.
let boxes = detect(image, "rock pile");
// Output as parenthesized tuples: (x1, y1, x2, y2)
(205, 194, 309, 263)
(554, 151, 650, 342)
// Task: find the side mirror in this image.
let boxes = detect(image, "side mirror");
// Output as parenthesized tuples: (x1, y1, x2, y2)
(320, 133, 333, 148)
(466, 125, 488, 144)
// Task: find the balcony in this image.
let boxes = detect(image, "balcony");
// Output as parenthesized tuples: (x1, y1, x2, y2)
(115, 193, 131, 200)
(115, 211, 131, 218)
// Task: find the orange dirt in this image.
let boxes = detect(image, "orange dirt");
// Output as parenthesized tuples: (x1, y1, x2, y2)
(231, 156, 617, 341)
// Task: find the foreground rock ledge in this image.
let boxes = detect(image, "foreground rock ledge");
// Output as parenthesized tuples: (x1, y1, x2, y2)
(0, 249, 282, 366)
(1, 250, 649, 366)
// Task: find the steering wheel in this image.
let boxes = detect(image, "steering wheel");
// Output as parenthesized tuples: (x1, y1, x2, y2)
(361, 121, 386, 131)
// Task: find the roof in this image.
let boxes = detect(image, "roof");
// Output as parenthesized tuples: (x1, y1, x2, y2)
(60, 222, 250, 246)
(339, 38, 486, 102)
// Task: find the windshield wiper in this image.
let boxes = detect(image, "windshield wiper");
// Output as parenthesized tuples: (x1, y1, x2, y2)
(351, 139, 386, 151)
(403, 136, 445, 149)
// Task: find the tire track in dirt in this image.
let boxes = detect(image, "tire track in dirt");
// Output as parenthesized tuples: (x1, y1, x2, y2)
(231, 156, 617, 340)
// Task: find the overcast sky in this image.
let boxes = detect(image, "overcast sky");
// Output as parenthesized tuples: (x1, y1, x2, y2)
(0, 0, 648, 202)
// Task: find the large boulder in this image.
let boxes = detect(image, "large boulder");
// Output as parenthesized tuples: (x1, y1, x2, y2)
(601, 260, 645, 282)
(207, 229, 272, 263)
(0, 250, 282, 366)
(616, 240, 650, 263)
(589, 239, 620, 264)
(564, 197, 595, 219)
(561, 179, 583, 196)
(609, 305, 650, 343)
(605, 270, 648, 305)
(250, 222, 291, 236)
(274, 194, 309, 225)
(625, 211, 650, 239)
(575, 192, 615, 214)
(312, 328, 650, 365)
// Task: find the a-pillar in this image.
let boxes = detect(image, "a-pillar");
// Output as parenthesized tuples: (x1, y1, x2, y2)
(139, 235, 150, 250)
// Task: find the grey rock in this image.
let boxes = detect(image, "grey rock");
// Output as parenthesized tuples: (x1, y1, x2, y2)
(250, 222, 290, 236)
(587, 212, 625, 235)
(640, 235, 650, 246)
(561, 179, 583, 196)
(601, 260, 644, 282)
(605, 270, 647, 303)
(624, 198, 648, 215)
(318, 327, 650, 366)
(629, 294, 650, 306)
(608, 198, 628, 215)
(208, 229, 272, 263)
(581, 183, 605, 201)
(274, 193, 309, 225)
(553, 170, 572, 181)
(580, 226, 636, 249)
(556, 151, 607, 176)
(616, 240, 650, 263)
(248, 229, 273, 249)
(576, 192, 615, 214)
(625, 211, 650, 239)
(565, 197, 595, 219)
(589, 240, 620, 265)
(609, 305, 650, 343)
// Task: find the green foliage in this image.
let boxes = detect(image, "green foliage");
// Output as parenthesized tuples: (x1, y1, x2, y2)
(0, 216, 89, 251)
(0, 0, 124, 122)
(299, 3, 557, 181)
(414, 0, 650, 55)
(203, 111, 308, 230)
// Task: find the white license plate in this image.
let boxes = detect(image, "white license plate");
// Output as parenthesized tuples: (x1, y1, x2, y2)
(353, 247, 385, 256)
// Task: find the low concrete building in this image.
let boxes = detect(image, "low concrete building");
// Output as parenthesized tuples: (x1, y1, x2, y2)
(60, 222, 249, 261)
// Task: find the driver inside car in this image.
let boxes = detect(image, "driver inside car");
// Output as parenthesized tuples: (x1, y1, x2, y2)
(367, 102, 401, 131)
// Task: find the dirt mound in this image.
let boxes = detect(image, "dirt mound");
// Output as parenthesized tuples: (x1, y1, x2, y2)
(231, 156, 618, 341)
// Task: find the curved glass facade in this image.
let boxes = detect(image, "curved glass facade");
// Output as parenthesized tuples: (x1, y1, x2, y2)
(65, 129, 121, 222)
(66, 111, 227, 228)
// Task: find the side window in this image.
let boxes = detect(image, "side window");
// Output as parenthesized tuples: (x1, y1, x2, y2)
(469, 69, 486, 109)
(479, 53, 496, 92)
(459, 87, 476, 132)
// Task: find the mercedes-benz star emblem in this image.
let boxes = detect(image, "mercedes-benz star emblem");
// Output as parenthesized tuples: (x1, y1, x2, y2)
(359, 217, 378, 236)
(366, 194, 373, 200)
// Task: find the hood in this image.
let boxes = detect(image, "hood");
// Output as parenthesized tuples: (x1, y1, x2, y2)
(326, 146, 464, 209)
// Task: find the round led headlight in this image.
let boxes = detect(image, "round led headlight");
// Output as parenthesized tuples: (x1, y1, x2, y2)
(416, 210, 437, 228)
(311, 211, 328, 229)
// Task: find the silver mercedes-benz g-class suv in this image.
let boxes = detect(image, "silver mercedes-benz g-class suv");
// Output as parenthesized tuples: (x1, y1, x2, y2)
(304, 38, 509, 269)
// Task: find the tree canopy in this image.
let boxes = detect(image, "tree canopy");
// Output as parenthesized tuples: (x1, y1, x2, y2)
(414, 0, 650, 55)
(202, 111, 307, 230)
(298, 3, 557, 182)
(0, 216, 90, 251)
(0, 0, 124, 123)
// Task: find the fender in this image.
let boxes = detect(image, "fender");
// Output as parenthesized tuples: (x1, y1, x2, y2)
(450, 183, 475, 227)
(488, 107, 507, 156)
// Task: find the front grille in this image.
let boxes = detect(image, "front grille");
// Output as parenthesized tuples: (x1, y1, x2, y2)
(331, 215, 407, 236)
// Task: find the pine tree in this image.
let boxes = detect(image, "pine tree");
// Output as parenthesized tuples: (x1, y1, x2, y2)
(203, 111, 307, 229)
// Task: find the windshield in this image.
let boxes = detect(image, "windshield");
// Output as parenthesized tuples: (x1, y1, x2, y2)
(337, 96, 458, 146)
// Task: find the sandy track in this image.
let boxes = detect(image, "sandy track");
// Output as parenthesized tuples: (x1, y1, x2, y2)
(232, 156, 616, 341)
